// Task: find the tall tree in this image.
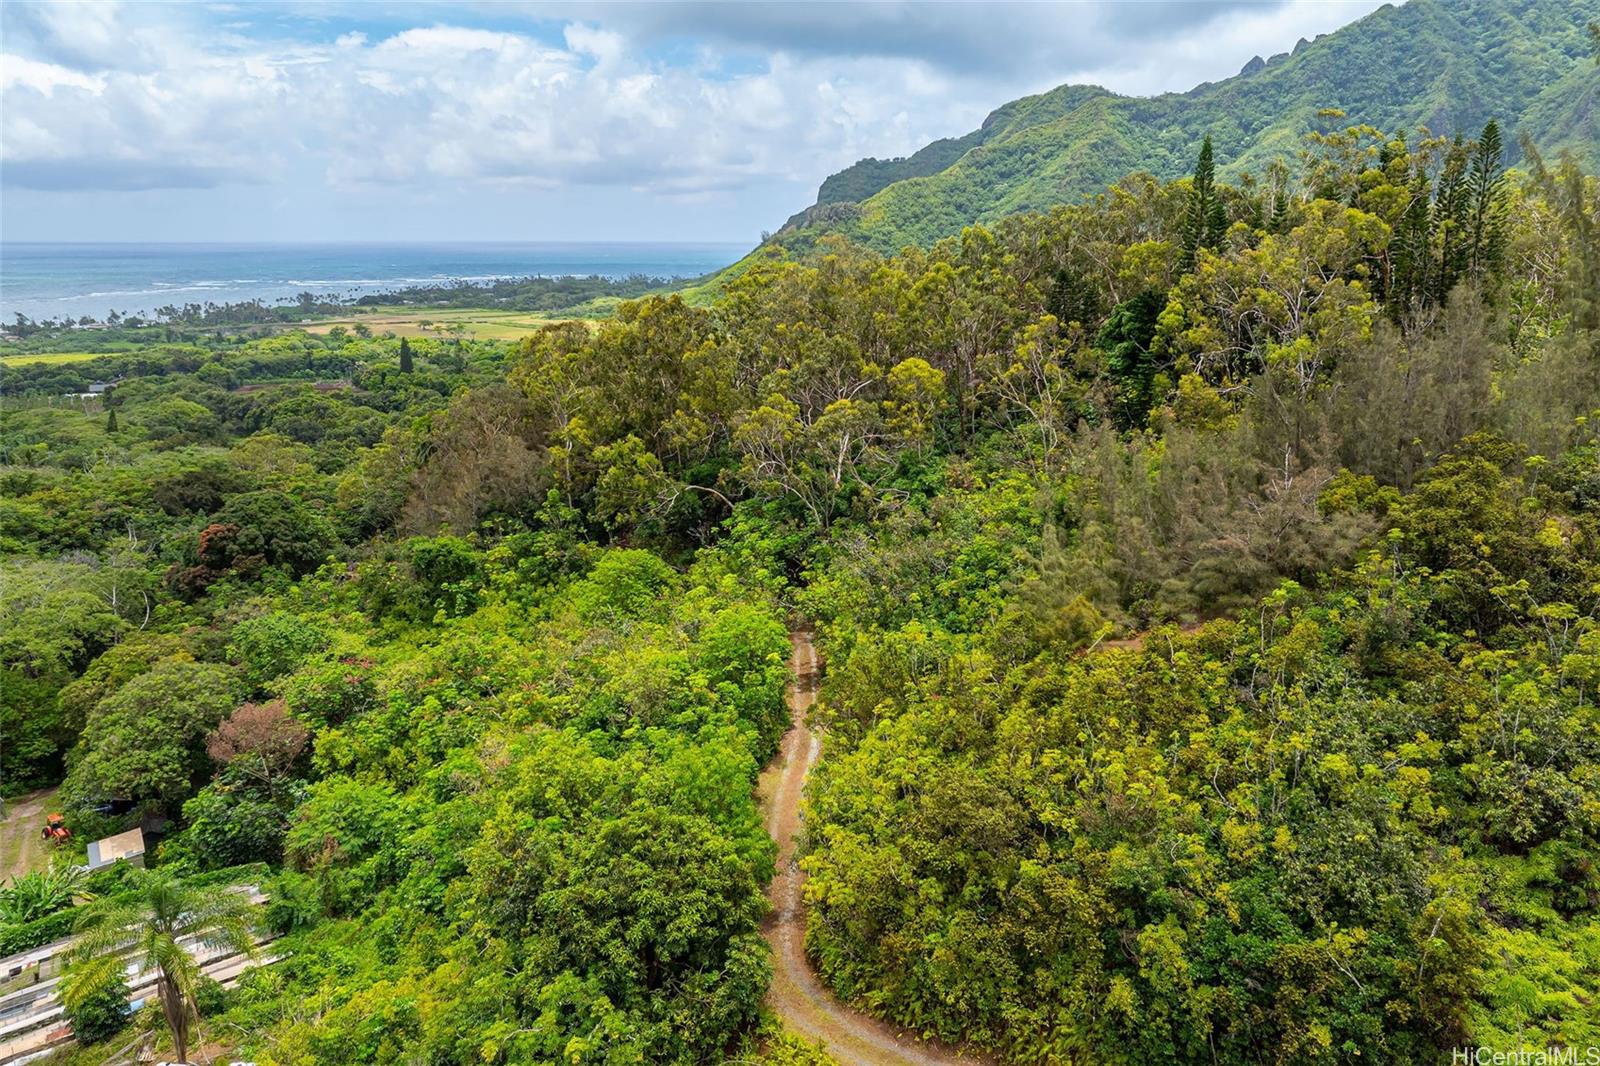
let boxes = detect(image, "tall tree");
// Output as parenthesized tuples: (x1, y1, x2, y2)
(1045, 267, 1100, 329)
(68, 870, 258, 1063)
(398, 336, 414, 374)
(1389, 171, 1434, 322)
(1264, 157, 1293, 234)
(1180, 135, 1228, 271)
(1097, 289, 1166, 428)
(1520, 137, 1600, 331)
(1465, 119, 1508, 282)
(1433, 135, 1470, 304)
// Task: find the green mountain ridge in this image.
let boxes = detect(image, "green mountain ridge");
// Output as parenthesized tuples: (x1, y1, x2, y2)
(778, 0, 1600, 253)
(796, 83, 1115, 214)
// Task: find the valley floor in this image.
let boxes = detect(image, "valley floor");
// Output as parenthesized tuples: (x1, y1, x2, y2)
(301, 307, 586, 340)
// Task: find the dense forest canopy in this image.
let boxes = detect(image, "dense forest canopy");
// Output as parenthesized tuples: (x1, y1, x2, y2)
(2, 113, 1598, 1064)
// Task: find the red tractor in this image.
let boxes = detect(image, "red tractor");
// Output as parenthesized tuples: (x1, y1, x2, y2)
(40, 814, 71, 845)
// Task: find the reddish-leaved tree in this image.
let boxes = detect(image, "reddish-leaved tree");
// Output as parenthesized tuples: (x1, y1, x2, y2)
(206, 699, 309, 792)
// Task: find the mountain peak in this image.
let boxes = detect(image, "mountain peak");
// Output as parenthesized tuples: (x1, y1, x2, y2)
(778, 0, 1599, 253)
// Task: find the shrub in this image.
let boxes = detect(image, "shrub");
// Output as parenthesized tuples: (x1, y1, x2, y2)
(229, 612, 329, 690)
(192, 975, 228, 1018)
(0, 865, 85, 925)
(61, 969, 130, 1044)
(0, 907, 76, 955)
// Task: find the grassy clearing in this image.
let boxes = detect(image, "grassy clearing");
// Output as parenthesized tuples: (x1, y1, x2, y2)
(303, 308, 590, 341)
(0, 351, 109, 367)
(0, 787, 59, 882)
(0, 308, 604, 363)
(677, 246, 767, 307)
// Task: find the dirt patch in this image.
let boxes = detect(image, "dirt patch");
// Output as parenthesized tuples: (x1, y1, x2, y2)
(758, 633, 991, 1066)
(0, 788, 60, 883)
(1091, 621, 1209, 655)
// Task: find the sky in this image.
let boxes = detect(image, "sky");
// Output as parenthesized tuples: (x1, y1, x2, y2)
(0, 0, 1389, 245)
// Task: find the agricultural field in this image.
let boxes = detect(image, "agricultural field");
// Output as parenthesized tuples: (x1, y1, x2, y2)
(302, 307, 588, 340)
(0, 309, 593, 368)
(0, 350, 113, 367)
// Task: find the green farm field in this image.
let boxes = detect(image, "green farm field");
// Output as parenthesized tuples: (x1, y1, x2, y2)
(0, 350, 111, 366)
(303, 307, 592, 340)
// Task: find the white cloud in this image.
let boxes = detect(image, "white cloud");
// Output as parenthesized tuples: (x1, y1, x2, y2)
(0, 0, 1389, 237)
(563, 23, 627, 67)
(2, 9, 980, 199)
(0, 54, 106, 96)
(1068, 0, 1392, 96)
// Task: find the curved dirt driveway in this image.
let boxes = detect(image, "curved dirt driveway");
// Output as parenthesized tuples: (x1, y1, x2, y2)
(759, 632, 991, 1066)
(0, 788, 59, 883)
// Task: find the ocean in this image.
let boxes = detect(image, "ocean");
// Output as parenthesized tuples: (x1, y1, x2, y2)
(0, 242, 749, 323)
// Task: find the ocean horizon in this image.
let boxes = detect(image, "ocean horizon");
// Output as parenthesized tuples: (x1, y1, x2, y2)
(0, 240, 750, 323)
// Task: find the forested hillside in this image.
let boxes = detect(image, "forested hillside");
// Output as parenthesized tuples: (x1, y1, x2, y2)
(777, 0, 1600, 252)
(2, 112, 1598, 1063)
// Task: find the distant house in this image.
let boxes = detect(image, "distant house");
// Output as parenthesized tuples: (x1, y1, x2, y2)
(63, 378, 124, 401)
(85, 827, 146, 871)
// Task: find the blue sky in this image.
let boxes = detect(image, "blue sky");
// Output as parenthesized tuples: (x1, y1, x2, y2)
(0, 1, 1386, 244)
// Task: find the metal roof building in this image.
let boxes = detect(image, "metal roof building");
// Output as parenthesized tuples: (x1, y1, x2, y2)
(85, 827, 145, 870)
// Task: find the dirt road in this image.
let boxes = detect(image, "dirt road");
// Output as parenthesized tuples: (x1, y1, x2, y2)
(758, 632, 989, 1066)
(0, 789, 58, 884)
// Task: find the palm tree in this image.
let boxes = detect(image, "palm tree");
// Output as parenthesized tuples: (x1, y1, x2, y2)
(68, 870, 258, 1063)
